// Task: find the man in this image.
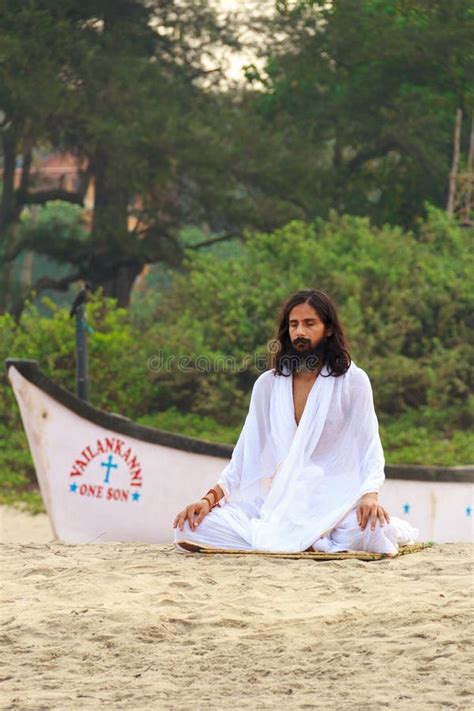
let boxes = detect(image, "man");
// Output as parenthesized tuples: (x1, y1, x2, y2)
(173, 289, 419, 554)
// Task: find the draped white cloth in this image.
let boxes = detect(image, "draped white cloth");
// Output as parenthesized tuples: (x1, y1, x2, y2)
(174, 361, 419, 553)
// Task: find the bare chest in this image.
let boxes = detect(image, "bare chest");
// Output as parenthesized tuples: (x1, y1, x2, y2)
(292, 375, 318, 426)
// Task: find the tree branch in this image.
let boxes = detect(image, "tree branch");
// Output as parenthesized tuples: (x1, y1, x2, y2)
(19, 189, 85, 207)
(388, 134, 436, 177)
(11, 271, 84, 323)
(31, 271, 83, 293)
(346, 140, 399, 175)
(186, 232, 241, 249)
(5, 238, 28, 263)
(345, 134, 435, 178)
(19, 147, 33, 195)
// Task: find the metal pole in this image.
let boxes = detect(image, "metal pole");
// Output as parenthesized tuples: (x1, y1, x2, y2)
(75, 301, 89, 401)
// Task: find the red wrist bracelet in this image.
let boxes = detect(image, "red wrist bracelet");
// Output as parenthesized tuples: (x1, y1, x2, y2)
(204, 488, 221, 508)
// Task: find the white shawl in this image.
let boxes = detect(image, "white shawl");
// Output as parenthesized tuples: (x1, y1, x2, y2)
(216, 361, 385, 552)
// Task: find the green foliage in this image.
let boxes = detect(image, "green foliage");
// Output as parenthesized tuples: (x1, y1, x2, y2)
(85, 292, 152, 418)
(14, 202, 89, 269)
(137, 408, 241, 445)
(379, 401, 474, 466)
(13, 201, 89, 313)
(255, 0, 474, 226)
(2, 0, 472, 319)
(145, 205, 473, 420)
(1, 290, 152, 420)
(0, 290, 153, 510)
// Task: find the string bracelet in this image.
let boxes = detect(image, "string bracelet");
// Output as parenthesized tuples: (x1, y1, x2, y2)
(206, 488, 220, 504)
(201, 488, 221, 510)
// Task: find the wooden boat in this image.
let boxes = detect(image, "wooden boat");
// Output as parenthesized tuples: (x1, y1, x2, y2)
(5, 359, 474, 545)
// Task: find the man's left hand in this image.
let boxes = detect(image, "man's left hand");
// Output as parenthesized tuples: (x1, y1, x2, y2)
(357, 493, 390, 531)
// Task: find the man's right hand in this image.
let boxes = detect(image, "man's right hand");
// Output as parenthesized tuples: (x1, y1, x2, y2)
(173, 499, 211, 531)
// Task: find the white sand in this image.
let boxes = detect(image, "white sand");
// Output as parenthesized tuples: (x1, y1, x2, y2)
(0, 505, 53, 544)
(1, 507, 473, 709)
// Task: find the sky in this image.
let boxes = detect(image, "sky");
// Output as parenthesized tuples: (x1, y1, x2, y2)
(215, 0, 273, 85)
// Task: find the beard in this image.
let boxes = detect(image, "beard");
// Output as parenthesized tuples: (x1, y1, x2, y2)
(280, 337, 329, 374)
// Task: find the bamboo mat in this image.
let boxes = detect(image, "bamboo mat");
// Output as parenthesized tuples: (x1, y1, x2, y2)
(176, 541, 433, 561)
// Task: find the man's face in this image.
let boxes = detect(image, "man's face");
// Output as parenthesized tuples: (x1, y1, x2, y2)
(288, 302, 330, 350)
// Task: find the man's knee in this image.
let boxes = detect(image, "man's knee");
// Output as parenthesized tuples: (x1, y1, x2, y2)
(174, 514, 213, 541)
(173, 519, 192, 540)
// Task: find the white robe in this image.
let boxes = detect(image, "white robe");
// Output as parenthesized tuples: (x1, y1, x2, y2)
(174, 361, 419, 553)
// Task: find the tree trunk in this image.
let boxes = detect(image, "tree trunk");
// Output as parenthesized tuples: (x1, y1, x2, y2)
(90, 147, 141, 306)
(101, 263, 143, 307)
(0, 131, 18, 313)
(0, 131, 19, 228)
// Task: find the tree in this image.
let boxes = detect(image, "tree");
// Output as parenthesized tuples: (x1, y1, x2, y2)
(246, 0, 474, 226)
(0, 0, 90, 311)
(0, 0, 250, 310)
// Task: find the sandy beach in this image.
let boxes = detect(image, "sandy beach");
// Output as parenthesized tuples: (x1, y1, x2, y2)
(1, 507, 473, 710)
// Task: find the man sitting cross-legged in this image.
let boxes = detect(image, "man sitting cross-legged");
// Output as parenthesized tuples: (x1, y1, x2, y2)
(173, 289, 419, 555)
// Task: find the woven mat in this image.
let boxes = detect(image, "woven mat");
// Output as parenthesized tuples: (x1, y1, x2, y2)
(176, 540, 433, 561)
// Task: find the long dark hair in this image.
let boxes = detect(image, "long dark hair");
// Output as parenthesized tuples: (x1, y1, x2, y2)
(269, 289, 351, 377)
